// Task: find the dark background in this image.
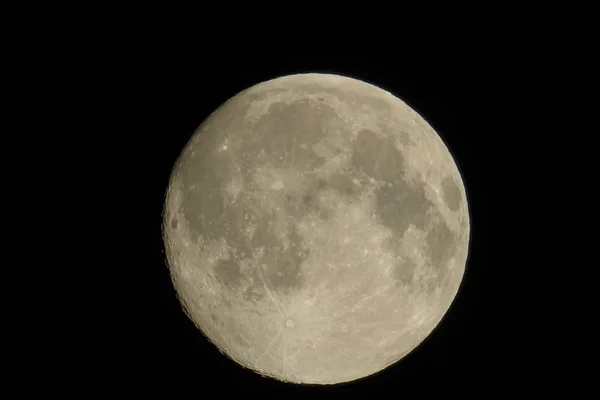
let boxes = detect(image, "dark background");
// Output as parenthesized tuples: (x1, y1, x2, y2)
(107, 30, 534, 396)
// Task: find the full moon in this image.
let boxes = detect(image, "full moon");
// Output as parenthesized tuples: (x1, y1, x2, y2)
(162, 73, 470, 384)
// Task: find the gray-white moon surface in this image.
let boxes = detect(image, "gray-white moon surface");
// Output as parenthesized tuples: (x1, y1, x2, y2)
(162, 73, 470, 385)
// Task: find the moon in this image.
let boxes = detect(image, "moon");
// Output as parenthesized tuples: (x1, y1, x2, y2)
(162, 73, 470, 384)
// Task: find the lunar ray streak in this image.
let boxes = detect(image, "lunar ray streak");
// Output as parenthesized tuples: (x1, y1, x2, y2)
(255, 326, 283, 363)
(290, 137, 297, 166)
(230, 151, 256, 171)
(374, 147, 383, 173)
(258, 261, 285, 318)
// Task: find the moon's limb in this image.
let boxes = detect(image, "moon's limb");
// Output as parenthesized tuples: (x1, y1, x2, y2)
(163, 73, 470, 384)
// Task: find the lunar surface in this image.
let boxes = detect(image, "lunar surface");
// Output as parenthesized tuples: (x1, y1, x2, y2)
(162, 73, 470, 384)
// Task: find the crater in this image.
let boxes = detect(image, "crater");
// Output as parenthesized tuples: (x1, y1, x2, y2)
(441, 176, 462, 211)
(180, 161, 228, 238)
(282, 189, 317, 220)
(378, 119, 416, 148)
(326, 173, 359, 197)
(352, 129, 406, 182)
(179, 90, 264, 184)
(209, 312, 224, 327)
(393, 257, 417, 286)
(213, 257, 243, 289)
(375, 178, 433, 237)
(355, 128, 435, 240)
(301, 191, 317, 207)
(260, 227, 308, 294)
(245, 99, 346, 171)
(249, 211, 282, 247)
(282, 177, 345, 221)
(305, 84, 391, 115)
(243, 284, 265, 303)
(425, 218, 457, 268)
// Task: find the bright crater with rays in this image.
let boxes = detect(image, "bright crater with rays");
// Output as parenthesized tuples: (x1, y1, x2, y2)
(163, 73, 470, 385)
